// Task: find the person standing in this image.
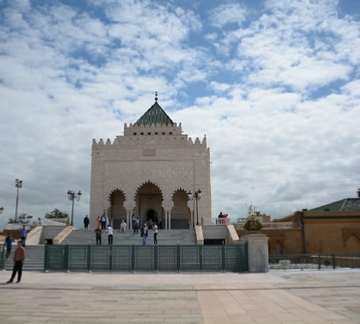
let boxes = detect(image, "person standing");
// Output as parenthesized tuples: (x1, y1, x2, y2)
(107, 224, 113, 245)
(131, 212, 136, 229)
(133, 216, 140, 234)
(141, 224, 148, 245)
(100, 214, 107, 230)
(5, 233, 14, 260)
(19, 225, 27, 247)
(83, 215, 90, 229)
(94, 227, 102, 245)
(153, 223, 158, 245)
(7, 241, 26, 284)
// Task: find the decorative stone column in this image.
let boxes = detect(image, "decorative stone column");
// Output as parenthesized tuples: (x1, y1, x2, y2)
(240, 213, 269, 273)
(240, 233, 268, 272)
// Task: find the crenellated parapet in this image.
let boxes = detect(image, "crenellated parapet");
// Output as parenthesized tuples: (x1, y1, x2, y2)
(92, 134, 207, 148)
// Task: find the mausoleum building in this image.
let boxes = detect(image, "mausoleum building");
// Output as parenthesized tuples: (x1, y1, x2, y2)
(89, 95, 211, 230)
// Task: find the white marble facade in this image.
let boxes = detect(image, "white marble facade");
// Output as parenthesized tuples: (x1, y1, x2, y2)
(89, 99, 211, 230)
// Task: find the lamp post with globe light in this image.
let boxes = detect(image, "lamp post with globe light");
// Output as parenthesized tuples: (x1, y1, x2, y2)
(15, 179, 22, 223)
(67, 190, 81, 226)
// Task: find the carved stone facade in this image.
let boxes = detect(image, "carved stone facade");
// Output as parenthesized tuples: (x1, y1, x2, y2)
(89, 98, 211, 230)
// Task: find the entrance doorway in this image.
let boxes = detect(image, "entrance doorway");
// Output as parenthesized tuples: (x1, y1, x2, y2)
(147, 209, 155, 221)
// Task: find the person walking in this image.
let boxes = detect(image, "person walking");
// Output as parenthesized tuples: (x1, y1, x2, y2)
(7, 241, 26, 284)
(100, 214, 107, 230)
(153, 223, 158, 245)
(133, 216, 140, 234)
(83, 215, 90, 229)
(5, 233, 14, 260)
(94, 227, 102, 245)
(141, 224, 148, 245)
(107, 224, 113, 245)
(19, 225, 27, 247)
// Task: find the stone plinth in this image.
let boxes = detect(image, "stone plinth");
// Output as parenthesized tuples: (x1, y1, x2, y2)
(240, 233, 269, 272)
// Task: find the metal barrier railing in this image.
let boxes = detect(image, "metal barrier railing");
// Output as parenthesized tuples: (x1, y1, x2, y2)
(0, 245, 5, 270)
(269, 254, 360, 270)
(44, 244, 248, 273)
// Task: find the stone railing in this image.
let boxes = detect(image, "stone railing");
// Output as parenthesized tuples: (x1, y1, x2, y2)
(211, 218, 231, 225)
(262, 222, 293, 229)
(234, 222, 293, 230)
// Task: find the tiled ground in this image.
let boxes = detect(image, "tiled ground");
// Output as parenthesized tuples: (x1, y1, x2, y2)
(0, 269, 359, 323)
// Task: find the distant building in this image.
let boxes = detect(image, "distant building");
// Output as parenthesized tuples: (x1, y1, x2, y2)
(236, 189, 360, 254)
(89, 94, 212, 230)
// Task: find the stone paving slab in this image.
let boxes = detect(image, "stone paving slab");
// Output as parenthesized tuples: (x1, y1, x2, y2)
(0, 269, 359, 323)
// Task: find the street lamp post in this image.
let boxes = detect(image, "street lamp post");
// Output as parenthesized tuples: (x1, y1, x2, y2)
(15, 179, 22, 223)
(67, 190, 82, 226)
(187, 189, 202, 226)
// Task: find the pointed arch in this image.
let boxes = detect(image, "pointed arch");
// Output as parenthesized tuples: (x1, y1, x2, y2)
(134, 181, 163, 202)
(171, 188, 191, 229)
(134, 181, 164, 228)
(108, 189, 127, 230)
(275, 240, 284, 255)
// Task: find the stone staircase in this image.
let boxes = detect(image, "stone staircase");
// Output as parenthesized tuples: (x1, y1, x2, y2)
(1, 229, 197, 272)
(61, 228, 197, 246)
(4, 245, 44, 272)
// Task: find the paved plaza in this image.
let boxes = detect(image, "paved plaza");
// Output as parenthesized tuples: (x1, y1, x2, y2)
(0, 269, 359, 323)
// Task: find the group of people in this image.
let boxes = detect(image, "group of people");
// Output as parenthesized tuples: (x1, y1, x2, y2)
(217, 212, 228, 224)
(4, 225, 28, 284)
(84, 214, 161, 245)
(93, 224, 114, 245)
(140, 222, 158, 245)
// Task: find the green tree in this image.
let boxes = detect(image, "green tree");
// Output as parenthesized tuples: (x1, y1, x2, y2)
(45, 208, 69, 225)
(45, 208, 69, 219)
(8, 213, 33, 224)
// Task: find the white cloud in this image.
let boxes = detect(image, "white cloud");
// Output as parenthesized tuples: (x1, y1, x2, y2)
(209, 3, 247, 28)
(0, 0, 359, 229)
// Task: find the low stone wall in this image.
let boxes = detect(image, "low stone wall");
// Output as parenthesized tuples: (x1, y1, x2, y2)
(53, 226, 75, 245)
(195, 225, 204, 245)
(226, 225, 240, 245)
(26, 226, 43, 245)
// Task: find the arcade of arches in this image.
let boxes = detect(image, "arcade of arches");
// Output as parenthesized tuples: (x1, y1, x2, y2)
(108, 182, 190, 230)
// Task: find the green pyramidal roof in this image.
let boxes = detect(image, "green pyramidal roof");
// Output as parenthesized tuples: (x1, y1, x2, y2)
(309, 198, 360, 212)
(134, 101, 174, 127)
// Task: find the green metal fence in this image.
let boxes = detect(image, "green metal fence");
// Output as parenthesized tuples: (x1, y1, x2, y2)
(0, 245, 5, 270)
(44, 244, 248, 273)
(269, 254, 360, 270)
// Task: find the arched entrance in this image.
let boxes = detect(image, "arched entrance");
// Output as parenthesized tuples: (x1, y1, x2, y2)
(136, 182, 164, 228)
(171, 189, 190, 229)
(108, 189, 126, 230)
(147, 209, 155, 221)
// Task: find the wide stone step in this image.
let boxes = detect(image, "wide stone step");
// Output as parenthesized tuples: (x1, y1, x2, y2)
(61, 229, 196, 245)
(4, 246, 44, 272)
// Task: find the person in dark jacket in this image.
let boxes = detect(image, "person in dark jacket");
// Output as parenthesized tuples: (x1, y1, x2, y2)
(83, 215, 90, 229)
(94, 227, 102, 245)
(7, 241, 26, 284)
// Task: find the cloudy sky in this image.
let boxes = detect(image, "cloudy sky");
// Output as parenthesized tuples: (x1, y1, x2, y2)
(1, 0, 359, 228)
